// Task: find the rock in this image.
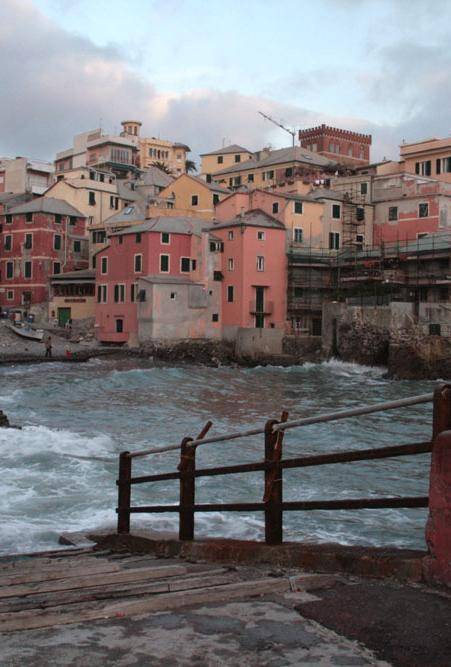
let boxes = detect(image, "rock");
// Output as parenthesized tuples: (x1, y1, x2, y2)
(0, 410, 10, 428)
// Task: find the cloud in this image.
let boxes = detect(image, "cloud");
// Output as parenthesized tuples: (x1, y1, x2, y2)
(1, 0, 450, 167)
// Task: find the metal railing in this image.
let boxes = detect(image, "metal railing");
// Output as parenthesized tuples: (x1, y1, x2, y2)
(116, 384, 451, 545)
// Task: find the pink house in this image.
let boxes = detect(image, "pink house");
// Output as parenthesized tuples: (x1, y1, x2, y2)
(94, 216, 215, 343)
(212, 209, 287, 339)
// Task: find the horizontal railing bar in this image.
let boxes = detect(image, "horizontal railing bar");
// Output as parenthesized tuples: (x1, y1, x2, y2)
(273, 393, 433, 432)
(126, 392, 434, 459)
(125, 495, 429, 514)
(281, 441, 432, 469)
(126, 441, 432, 486)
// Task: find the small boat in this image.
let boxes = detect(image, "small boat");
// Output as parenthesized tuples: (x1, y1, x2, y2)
(8, 322, 45, 342)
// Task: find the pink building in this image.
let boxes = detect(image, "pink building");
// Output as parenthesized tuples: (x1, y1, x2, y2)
(0, 198, 87, 311)
(94, 216, 217, 343)
(211, 209, 287, 339)
(372, 176, 451, 245)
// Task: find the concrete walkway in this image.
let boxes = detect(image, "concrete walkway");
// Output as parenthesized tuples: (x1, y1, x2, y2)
(0, 545, 449, 666)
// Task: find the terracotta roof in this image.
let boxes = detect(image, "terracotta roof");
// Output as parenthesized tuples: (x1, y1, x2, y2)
(213, 146, 336, 176)
(210, 209, 285, 230)
(7, 197, 86, 217)
(110, 215, 208, 238)
(200, 144, 252, 157)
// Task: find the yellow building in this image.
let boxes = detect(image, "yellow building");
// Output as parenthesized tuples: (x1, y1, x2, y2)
(48, 269, 96, 326)
(120, 121, 190, 176)
(159, 174, 230, 215)
(200, 144, 253, 181)
(399, 136, 451, 183)
(211, 146, 336, 191)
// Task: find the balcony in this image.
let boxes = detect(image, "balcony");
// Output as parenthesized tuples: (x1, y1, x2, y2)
(249, 300, 273, 315)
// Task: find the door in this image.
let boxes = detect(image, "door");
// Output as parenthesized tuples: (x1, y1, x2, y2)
(255, 286, 265, 328)
(58, 307, 71, 327)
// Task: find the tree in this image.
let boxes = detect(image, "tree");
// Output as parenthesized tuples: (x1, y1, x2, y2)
(151, 161, 173, 175)
(185, 159, 197, 173)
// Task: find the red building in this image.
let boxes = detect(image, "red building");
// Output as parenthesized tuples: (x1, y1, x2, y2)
(95, 216, 207, 343)
(0, 198, 88, 310)
(299, 124, 371, 166)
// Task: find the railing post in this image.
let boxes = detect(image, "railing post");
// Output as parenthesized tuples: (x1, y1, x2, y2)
(432, 383, 451, 439)
(264, 411, 288, 545)
(117, 451, 131, 534)
(179, 437, 195, 541)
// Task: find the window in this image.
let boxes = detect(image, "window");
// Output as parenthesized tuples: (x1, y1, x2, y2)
(181, 257, 191, 272)
(53, 262, 61, 275)
(115, 319, 123, 333)
(54, 214, 62, 225)
(97, 285, 107, 303)
(73, 240, 81, 253)
(170, 292, 176, 300)
(419, 203, 429, 218)
(24, 233, 32, 249)
(191, 195, 198, 206)
(212, 313, 219, 322)
(101, 256, 108, 274)
(135, 233, 142, 244)
(227, 285, 234, 302)
(228, 258, 234, 271)
(332, 204, 341, 219)
(248, 174, 254, 183)
(89, 191, 96, 206)
(110, 195, 115, 209)
(6, 290, 14, 301)
(160, 254, 169, 272)
(294, 287, 303, 298)
(360, 182, 368, 195)
(272, 202, 279, 214)
(217, 156, 223, 164)
(257, 231, 265, 240)
(293, 228, 303, 243)
(256, 256, 265, 271)
(118, 236, 123, 245)
(206, 174, 212, 183)
(69, 216, 76, 226)
(356, 234, 364, 243)
(329, 232, 340, 250)
(161, 232, 170, 244)
(234, 154, 241, 163)
(267, 170, 274, 180)
(26, 212, 33, 223)
(114, 284, 125, 303)
(285, 167, 293, 178)
(213, 194, 220, 205)
(24, 260, 32, 279)
(134, 254, 143, 273)
(294, 201, 303, 214)
(5, 214, 12, 224)
(54, 234, 62, 250)
(191, 259, 197, 271)
(228, 231, 234, 240)
(213, 271, 223, 281)
(388, 206, 398, 221)
(356, 207, 365, 222)
(4, 235, 12, 251)
(233, 176, 241, 187)
(6, 261, 13, 279)
(416, 161, 431, 177)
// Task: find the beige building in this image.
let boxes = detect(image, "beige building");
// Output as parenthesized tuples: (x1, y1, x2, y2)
(200, 144, 253, 181)
(0, 157, 54, 195)
(48, 269, 96, 326)
(159, 174, 230, 216)
(120, 120, 190, 176)
(211, 146, 336, 191)
(399, 136, 451, 183)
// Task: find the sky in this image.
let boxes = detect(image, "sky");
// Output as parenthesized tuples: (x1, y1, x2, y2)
(1, 0, 451, 165)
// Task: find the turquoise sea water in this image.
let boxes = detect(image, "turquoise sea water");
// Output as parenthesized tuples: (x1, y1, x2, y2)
(0, 358, 438, 554)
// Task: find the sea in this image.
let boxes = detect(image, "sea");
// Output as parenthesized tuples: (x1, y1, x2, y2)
(0, 358, 438, 555)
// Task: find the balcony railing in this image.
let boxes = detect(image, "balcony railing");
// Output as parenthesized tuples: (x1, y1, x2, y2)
(249, 301, 273, 315)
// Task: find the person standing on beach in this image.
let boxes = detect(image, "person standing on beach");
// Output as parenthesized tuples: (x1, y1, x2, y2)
(45, 335, 52, 358)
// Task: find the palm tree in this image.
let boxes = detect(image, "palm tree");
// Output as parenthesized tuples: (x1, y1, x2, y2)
(151, 161, 173, 175)
(185, 159, 197, 173)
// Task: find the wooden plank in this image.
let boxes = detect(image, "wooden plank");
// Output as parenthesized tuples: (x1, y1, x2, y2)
(0, 561, 121, 586)
(0, 577, 289, 632)
(0, 564, 189, 600)
(0, 547, 96, 563)
(0, 570, 230, 613)
(0, 550, 112, 572)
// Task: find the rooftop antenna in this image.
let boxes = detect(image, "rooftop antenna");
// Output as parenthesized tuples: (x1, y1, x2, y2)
(258, 111, 296, 147)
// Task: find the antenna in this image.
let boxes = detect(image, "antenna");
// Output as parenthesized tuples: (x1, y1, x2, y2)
(258, 111, 296, 147)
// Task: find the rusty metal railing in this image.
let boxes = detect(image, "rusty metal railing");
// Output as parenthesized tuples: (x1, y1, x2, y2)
(116, 384, 451, 545)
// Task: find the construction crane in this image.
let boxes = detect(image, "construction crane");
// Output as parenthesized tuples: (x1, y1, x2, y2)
(258, 111, 296, 147)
